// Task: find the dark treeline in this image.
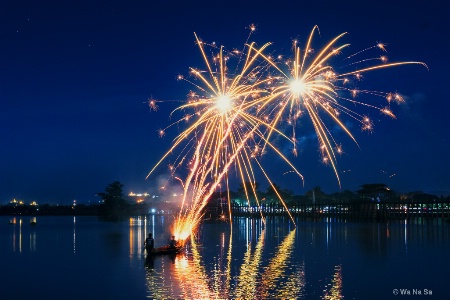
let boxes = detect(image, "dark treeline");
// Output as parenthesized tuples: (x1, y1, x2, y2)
(203, 182, 450, 221)
(216, 182, 448, 206)
(1, 181, 449, 218)
(0, 181, 142, 218)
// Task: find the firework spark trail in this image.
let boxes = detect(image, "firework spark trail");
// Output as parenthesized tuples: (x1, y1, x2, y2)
(148, 25, 426, 241)
(146, 33, 302, 242)
(173, 121, 269, 240)
(146, 36, 273, 181)
(247, 25, 426, 186)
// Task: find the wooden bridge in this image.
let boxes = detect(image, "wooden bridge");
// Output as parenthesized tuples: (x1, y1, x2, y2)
(206, 200, 450, 221)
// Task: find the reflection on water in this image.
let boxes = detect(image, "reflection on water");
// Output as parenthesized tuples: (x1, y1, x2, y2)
(11, 217, 22, 252)
(259, 229, 305, 299)
(73, 216, 76, 254)
(136, 217, 449, 299)
(323, 265, 343, 300)
(235, 227, 265, 299)
(2, 216, 449, 299)
(10, 217, 38, 253)
(140, 217, 307, 299)
(129, 215, 161, 258)
(30, 230, 36, 252)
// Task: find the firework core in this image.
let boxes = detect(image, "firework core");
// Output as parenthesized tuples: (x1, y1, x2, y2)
(289, 79, 306, 98)
(216, 94, 233, 114)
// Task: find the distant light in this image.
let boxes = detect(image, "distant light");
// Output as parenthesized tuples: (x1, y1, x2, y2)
(129, 192, 150, 197)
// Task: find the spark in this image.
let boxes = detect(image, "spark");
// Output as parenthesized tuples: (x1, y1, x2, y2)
(381, 169, 397, 178)
(247, 25, 426, 187)
(147, 32, 302, 242)
(147, 25, 426, 241)
(147, 98, 159, 111)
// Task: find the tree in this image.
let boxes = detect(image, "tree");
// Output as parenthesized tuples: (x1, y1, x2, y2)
(98, 181, 129, 219)
(236, 181, 261, 206)
(330, 190, 357, 203)
(305, 186, 328, 203)
(266, 183, 294, 205)
(356, 183, 395, 202)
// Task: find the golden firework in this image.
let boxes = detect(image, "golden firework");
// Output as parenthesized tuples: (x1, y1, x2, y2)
(147, 26, 426, 241)
(250, 25, 427, 186)
(147, 31, 301, 242)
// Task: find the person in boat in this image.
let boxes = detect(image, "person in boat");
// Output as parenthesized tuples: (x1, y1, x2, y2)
(169, 235, 177, 249)
(145, 233, 154, 253)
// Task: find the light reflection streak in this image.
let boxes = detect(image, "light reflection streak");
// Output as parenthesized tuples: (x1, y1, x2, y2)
(73, 216, 76, 254)
(404, 219, 408, 253)
(11, 217, 15, 252)
(142, 215, 149, 257)
(137, 218, 142, 257)
(323, 265, 343, 300)
(19, 217, 23, 253)
(145, 261, 173, 298)
(258, 229, 304, 299)
(128, 216, 149, 258)
(326, 218, 330, 248)
(224, 230, 233, 297)
(386, 222, 390, 238)
(174, 237, 215, 299)
(277, 264, 306, 299)
(235, 229, 266, 299)
(143, 226, 303, 299)
(142, 215, 148, 257)
(151, 215, 155, 244)
(129, 218, 134, 257)
(30, 231, 36, 252)
(140, 221, 350, 299)
(12, 217, 23, 253)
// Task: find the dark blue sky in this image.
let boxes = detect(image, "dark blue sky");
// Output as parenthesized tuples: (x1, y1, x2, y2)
(1, 0, 449, 204)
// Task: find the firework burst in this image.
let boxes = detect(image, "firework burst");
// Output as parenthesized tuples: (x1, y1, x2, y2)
(250, 25, 427, 186)
(147, 31, 301, 242)
(147, 25, 426, 241)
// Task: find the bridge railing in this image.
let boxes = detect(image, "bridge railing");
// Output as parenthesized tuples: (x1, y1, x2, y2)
(221, 201, 450, 220)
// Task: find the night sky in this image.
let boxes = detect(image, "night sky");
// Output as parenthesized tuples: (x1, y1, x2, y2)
(1, 0, 449, 204)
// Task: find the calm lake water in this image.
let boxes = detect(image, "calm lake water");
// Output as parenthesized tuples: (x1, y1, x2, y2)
(1, 215, 449, 299)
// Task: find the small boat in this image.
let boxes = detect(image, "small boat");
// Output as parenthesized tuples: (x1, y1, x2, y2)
(148, 245, 183, 255)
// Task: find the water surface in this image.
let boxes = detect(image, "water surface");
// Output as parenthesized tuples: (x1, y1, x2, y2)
(1, 215, 449, 299)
